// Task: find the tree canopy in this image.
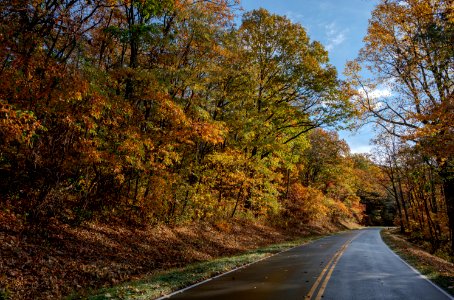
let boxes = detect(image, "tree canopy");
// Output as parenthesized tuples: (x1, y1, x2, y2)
(347, 0, 453, 253)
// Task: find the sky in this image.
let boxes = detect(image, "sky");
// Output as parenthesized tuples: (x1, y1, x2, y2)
(238, 0, 378, 153)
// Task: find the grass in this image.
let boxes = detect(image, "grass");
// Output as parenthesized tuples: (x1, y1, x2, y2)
(70, 233, 331, 300)
(381, 228, 454, 296)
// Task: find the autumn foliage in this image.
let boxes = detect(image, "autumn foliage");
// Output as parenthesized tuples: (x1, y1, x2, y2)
(0, 0, 372, 228)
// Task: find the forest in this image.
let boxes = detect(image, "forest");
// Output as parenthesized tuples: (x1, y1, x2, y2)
(0, 0, 452, 298)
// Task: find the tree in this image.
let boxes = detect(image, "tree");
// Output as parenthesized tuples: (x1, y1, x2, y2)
(347, 0, 454, 252)
(236, 9, 352, 157)
(299, 129, 349, 188)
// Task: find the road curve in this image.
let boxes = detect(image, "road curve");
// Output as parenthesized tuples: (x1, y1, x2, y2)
(160, 228, 453, 300)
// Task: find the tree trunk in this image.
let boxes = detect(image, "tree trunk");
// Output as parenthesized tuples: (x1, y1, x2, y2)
(390, 176, 405, 233)
(441, 172, 454, 253)
(437, 156, 453, 253)
(231, 184, 244, 218)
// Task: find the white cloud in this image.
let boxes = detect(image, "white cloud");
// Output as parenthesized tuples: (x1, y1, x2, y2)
(284, 11, 304, 23)
(357, 86, 393, 110)
(324, 22, 348, 51)
(368, 87, 393, 99)
(327, 33, 346, 50)
(350, 144, 373, 154)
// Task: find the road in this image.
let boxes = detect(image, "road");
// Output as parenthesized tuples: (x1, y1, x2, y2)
(160, 228, 453, 300)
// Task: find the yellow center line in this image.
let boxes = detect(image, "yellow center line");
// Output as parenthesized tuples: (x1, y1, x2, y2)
(314, 241, 350, 300)
(305, 231, 363, 300)
(305, 239, 351, 299)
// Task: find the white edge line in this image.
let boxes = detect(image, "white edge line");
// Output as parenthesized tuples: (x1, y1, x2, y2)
(380, 229, 454, 300)
(155, 231, 349, 300)
(155, 254, 267, 300)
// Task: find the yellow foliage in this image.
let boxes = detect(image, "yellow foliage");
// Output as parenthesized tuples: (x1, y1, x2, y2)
(0, 100, 42, 145)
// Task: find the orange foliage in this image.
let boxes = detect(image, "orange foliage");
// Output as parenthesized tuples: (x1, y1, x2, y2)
(285, 183, 328, 223)
(0, 101, 42, 145)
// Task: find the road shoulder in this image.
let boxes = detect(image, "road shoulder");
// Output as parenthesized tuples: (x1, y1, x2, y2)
(380, 228, 454, 297)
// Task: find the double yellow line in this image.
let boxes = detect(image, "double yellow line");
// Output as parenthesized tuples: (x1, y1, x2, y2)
(305, 233, 360, 300)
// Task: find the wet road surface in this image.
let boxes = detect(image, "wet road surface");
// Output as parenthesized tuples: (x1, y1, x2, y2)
(160, 228, 453, 300)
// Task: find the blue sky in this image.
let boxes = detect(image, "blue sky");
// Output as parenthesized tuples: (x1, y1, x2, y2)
(238, 0, 378, 153)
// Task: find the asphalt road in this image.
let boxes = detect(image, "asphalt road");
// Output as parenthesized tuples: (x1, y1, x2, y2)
(161, 228, 453, 300)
